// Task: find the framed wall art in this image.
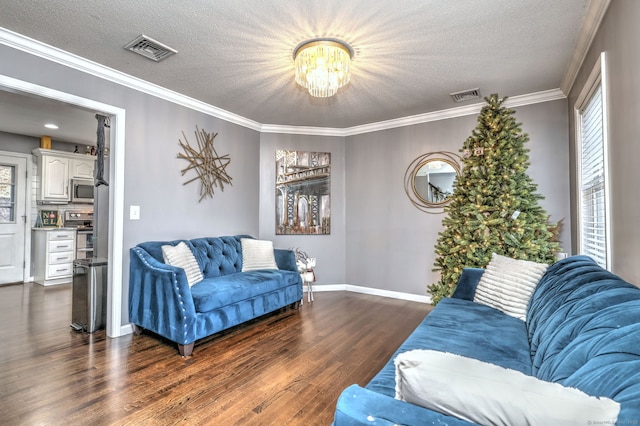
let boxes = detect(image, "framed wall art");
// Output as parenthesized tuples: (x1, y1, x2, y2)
(275, 150, 330, 235)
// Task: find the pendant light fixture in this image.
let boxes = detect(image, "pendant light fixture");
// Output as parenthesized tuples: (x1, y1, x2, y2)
(294, 38, 353, 98)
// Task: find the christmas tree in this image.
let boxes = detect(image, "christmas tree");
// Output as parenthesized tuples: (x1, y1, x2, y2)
(429, 94, 560, 304)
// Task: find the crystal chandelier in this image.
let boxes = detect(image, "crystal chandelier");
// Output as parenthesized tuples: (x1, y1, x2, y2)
(294, 39, 353, 98)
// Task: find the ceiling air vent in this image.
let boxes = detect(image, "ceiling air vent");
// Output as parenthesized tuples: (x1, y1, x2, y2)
(124, 34, 177, 62)
(450, 88, 481, 103)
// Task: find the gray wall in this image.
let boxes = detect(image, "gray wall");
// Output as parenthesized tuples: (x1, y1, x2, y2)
(568, 0, 640, 284)
(0, 131, 78, 153)
(0, 131, 39, 152)
(259, 133, 346, 285)
(345, 99, 571, 296)
(0, 44, 261, 325)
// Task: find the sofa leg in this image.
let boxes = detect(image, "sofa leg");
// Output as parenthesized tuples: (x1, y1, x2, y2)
(132, 324, 143, 335)
(178, 342, 194, 357)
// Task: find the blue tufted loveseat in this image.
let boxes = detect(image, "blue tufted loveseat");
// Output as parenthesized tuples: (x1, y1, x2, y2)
(333, 255, 640, 425)
(129, 235, 302, 356)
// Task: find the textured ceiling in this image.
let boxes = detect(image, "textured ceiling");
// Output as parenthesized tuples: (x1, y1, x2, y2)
(0, 0, 591, 131)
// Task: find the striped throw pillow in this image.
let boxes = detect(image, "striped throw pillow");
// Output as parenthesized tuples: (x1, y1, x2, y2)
(241, 238, 278, 271)
(473, 253, 548, 321)
(161, 241, 203, 287)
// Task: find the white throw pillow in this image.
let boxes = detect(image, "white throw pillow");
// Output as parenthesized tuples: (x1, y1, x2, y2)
(473, 253, 548, 320)
(395, 349, 620, 426)
(241, 238, 278, 271)
(161, 241, 203, 287)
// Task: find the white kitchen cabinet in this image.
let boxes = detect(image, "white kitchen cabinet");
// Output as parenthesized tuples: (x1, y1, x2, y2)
(39, 154, 70, 202)
(70, 157, 95, 179)
(33, 149, 96, 203)
(33, 228, 76, 286)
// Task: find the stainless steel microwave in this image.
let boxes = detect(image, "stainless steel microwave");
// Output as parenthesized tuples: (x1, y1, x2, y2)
(70, 179, 94, 203)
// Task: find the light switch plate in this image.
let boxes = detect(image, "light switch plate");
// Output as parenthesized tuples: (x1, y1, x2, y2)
(130, 205, 140, 220)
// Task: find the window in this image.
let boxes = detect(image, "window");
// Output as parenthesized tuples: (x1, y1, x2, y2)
(576, 52, 610, 269)
(0, 164, 16, 223)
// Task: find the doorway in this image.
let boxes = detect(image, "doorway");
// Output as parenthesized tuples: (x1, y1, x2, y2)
(0, 74, 126, 338)
(0, 152, 28, 284)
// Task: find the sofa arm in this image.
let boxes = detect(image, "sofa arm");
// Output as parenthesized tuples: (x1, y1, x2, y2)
(333, 385, 474, 426)
(274, 248, 297, 272)
(451, 268, 485, 301)
(129, 247, 198, 345)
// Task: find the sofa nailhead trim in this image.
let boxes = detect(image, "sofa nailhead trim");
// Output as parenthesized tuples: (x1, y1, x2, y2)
(134, 249, 193, 339)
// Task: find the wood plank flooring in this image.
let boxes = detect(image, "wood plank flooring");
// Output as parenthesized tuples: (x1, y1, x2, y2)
(0, 282, 431, 425)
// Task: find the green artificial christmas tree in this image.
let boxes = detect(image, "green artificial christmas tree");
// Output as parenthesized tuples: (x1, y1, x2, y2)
(429, 94, 560, 304)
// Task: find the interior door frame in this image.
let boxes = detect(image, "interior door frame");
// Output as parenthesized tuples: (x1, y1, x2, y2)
(0, 150, 31, 283)
(0, 74, 127, 338)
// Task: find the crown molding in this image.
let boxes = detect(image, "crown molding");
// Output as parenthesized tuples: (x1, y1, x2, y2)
(560, 0, 611, 95)
(339, 88, 566, 137)
(503, 88, 567, 108)
(1, 26, 566, 138)
(260, 124, 346, 137)
(262, 89, 566, 137)
(0, 27, 263, 132)
(341, 104, 482, 137)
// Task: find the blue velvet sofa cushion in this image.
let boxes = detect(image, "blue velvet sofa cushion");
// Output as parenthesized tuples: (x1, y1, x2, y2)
(450, 267, 484, 300)
(366, 297, 532, 399)
(191, 269, 302, 313)
(334, 384, 473, 426)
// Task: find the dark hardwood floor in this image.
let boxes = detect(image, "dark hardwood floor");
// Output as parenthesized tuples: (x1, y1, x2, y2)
(0, 282, 431, 425)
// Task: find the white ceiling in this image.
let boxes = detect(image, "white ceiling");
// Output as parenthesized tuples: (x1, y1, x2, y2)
(0, 0, 595, 142)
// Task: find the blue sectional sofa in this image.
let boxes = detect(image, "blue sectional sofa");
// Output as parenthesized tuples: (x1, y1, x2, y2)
(333, 255, 640, 425)
(129, 235, 302, 356)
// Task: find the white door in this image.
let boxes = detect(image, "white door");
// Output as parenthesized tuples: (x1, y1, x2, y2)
(0, 154, 27, 284)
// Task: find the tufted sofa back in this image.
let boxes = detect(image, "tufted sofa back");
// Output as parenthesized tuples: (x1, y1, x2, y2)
(526, 255, 640, 420)
(136, 235, 251, 278)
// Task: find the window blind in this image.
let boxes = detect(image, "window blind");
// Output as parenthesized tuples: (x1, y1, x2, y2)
(579, 84, 607, 268)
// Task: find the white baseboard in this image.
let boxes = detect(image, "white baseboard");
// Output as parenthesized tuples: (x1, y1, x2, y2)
(308, 284, 346, 292)
(120, 323, 134, 336)
(308, 284, 432, 304)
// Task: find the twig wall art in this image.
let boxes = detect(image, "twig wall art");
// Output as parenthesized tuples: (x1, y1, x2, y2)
(178, 126, 232, 202)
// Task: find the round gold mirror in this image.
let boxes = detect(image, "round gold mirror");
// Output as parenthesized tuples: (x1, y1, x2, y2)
(413, 159, 458, 204)
(404, 152, 461, 213)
